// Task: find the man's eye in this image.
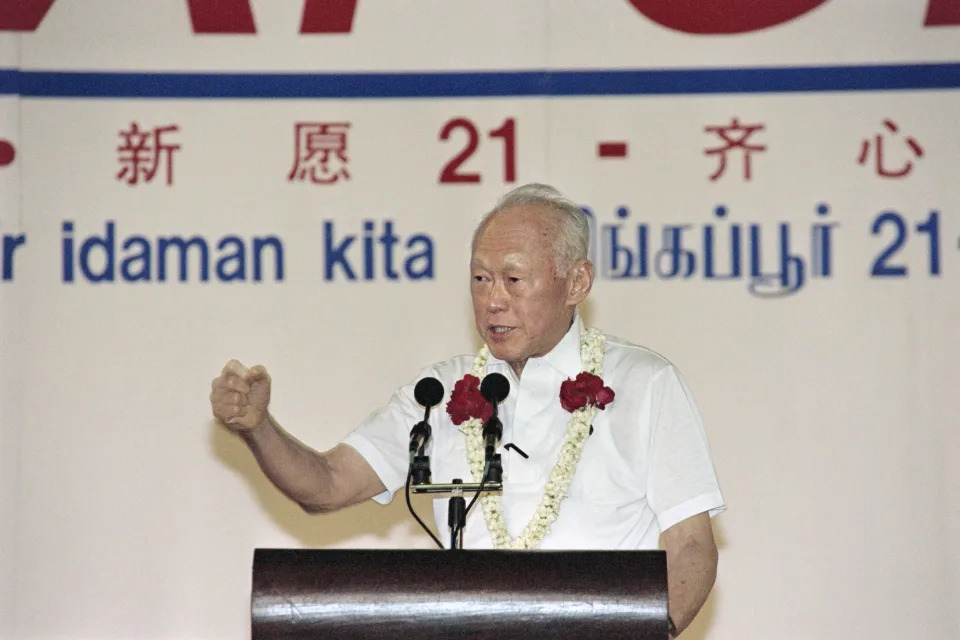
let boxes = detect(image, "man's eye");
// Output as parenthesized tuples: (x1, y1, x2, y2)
(508, 277, 521, 283)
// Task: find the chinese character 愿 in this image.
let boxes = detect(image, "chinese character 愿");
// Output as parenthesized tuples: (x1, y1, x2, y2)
(288, 122, 351, 184)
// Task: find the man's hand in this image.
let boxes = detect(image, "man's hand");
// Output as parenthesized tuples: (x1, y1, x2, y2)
(210, 360, 271, 431)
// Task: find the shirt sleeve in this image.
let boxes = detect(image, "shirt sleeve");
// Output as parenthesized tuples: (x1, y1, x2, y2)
(340, 372, 428, 505)
(646, 365, 726, 532)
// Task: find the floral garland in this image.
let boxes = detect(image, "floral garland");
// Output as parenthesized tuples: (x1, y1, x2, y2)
(452, 328, 612, 549)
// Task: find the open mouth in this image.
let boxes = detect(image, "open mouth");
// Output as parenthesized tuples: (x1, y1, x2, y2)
(488, 325, 516, 340)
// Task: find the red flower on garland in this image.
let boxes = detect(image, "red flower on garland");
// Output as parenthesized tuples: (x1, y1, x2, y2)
(446, 374, 494, 425)
(559, 372, 615, 413)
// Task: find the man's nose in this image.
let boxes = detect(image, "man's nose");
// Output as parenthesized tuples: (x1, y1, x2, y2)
(486, 280, 508, 312)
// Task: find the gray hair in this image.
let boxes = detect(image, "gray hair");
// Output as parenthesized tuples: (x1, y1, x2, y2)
(472, 183, 590, 277)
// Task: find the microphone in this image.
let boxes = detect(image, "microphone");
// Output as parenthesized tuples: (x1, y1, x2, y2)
(480, 373, 510, 460)
(409, 377, 444, 454)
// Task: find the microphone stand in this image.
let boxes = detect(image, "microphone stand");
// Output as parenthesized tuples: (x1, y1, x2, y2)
(408, 372, 509, 549)
(411, 458, 503, 550)
(447, 480, 466, 550)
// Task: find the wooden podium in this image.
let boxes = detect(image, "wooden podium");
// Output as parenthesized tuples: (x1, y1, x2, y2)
(252, 548, 667, 639)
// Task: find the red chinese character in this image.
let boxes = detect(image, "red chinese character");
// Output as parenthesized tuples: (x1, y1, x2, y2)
(116, 122, 180, 186)
(704, 117, 767, 181)
(857, 119, 924, 178)
(288, 122, 351, 184)
(0, 138, 14, 168)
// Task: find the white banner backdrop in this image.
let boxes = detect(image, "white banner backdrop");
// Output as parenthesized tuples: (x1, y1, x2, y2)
(0, 32, 23, 637)
(1, 1, 959, 638)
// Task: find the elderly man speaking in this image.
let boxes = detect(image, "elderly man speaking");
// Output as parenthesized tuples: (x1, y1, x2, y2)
(210, 183, 724, 637)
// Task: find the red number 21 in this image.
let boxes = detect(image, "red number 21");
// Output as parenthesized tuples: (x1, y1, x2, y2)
(439, 117, 516, 184)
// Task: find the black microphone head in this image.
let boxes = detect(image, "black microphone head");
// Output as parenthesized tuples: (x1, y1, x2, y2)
(480, 372, 510, 404)
(414, 377, 445, 408)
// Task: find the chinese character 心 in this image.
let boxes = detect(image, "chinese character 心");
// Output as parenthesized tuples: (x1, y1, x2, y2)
(857, 119, 924, 178)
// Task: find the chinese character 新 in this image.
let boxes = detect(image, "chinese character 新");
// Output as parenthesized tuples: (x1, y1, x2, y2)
(116, 122, 181, 186)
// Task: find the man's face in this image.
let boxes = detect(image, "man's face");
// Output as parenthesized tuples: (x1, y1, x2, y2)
(470, 206, 575, 373)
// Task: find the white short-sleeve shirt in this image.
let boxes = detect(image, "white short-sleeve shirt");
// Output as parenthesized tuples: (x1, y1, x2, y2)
(342, 313, 725, 550)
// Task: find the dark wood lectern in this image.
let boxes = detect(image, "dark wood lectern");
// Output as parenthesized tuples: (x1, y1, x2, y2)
(252, 548, 667, 639)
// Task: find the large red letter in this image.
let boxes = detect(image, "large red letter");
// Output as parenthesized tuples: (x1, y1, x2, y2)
(187, 0, 256, 33)
(300, 0, 357, 33)
(626, 0, 829, 34)
(0, 0, 56, 31)
(925, 0, 960, 26)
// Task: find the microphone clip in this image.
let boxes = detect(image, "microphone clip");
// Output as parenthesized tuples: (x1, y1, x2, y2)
(482, 416, 503, 461)
(408, 419, 431, 455)
(410, 454, 431, 486)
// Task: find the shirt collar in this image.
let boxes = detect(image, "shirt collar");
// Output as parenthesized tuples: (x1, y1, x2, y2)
(486, 308, 583, 379)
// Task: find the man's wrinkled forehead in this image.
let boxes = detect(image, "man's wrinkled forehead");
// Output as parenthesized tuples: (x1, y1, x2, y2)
(476, 206, 557, 245)
(474, 203, 557, 241)
(470, 250, 529, 271)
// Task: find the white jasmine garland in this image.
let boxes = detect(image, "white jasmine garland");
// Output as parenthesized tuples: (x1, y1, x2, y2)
(463, 328, 607, 549)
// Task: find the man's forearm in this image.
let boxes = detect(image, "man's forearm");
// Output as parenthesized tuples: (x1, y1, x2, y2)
(239, 413, 334, 512)
(666, 529, 718, 635)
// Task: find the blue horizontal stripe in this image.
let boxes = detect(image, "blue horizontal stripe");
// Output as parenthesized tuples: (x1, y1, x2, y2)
(0, 63, 959, 98)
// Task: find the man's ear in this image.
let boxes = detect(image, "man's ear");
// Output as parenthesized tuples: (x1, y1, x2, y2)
(566, 259, 594, 305)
